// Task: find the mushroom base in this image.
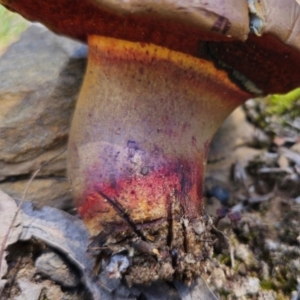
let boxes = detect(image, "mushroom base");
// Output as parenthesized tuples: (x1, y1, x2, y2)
(68, 36, 249, 284)
(90, 202, 214, 286)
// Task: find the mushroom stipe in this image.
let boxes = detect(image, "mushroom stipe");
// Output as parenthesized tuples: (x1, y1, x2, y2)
(66, 36, 250, 283)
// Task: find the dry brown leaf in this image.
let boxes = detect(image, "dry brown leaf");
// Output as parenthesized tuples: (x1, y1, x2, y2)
(0, 190, 22, 292)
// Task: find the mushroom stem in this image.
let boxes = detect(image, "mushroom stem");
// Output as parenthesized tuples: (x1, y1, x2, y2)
(68, 36, 250, 283)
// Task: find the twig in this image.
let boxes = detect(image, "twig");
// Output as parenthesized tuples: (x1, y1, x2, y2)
(230, 243, 235, 269)
(0, 148, 66, 295)
(96, 189, 147, 241)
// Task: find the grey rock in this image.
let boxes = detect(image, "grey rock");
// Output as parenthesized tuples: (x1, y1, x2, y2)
(291, 290, 300, 300)
(174, 277, 219, 300)
(0, 146, 68, 181)
(0, 24, 86, 166)
(291, 259, 300, 273)
(238, 263, 247, 276)
(208, 107, 256, 163)
(257, 290, 277, 300)
(0, 178, 72, 210)
(235, 243, 258, 268)
(208, 268, 226, 290)
(15, 278, 43, 300)
(259, 261, 270, 281)
(35, 251, 79, 288)
(233, 277, 260, 297)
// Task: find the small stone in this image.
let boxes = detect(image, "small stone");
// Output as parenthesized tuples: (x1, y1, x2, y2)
(277, 155, 289, 169)
(291, 259, 300, 273)
(140, 166, 149, 176)
(259, 261, 270, 281)
(0, 178, 72, 209)
(291, 290, 300, 300)
(209, 267, 226, 289)
(235, 243, 257, 268)
(35, 251, 79, 288)
(265, 239, 279, 251)
(192, 220, 206, 235)
(238, 263, 247, 276)
(15, 278, 43, 300)
(257, 290, 277, 300)
(106, 254, 130, 279)
(291, 142, 300, 154)
(233, 277, 260, 297)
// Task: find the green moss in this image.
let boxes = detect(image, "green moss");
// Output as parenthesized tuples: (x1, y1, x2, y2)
(218, 289, 231, 298)
(266, 88, 300, 115)
(218, 254, 231, 265)
(260, 279, 276, 291)
(244, 87, 300, 137)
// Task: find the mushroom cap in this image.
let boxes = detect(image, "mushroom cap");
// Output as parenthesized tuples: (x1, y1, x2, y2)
(2, 0, 300, 94)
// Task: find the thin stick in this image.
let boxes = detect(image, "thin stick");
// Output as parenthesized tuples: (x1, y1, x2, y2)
(230, 243, 235, 269)
(0, 148, 66, 290)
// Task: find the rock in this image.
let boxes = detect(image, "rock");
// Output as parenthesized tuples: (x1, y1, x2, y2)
(259, 261, 270, 281)
(207, 145, 262, 185)
(208, 268, 226, 290)
(0, 146, 68, 181)
(207, 106, 262, 184)
(257, 290, 277, 300)
(291, 290, 300, 300)
(235, 243, 258, 268)
(291, 142, 300, 154)
(15, 277, 71, 300)
(232, 277, 260, 298)
(15, 278, 43, 300)
(0, 24, 86, 205)
(0, 24, 86, 166)
(290, 259, 300, 274)
(35, 251, 79, 288)
(0, 178, 72, 210)
(208, 106, 256, 162)
(237, 263, 247, 276)
(174, 277, 219, 300)
(277, 154, 290, 169)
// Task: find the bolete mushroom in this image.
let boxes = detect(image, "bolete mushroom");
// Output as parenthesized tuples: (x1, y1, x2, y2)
(2, 0, 300, 285)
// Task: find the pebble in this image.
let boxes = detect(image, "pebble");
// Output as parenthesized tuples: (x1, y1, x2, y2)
(291, 290, 300, 300)
(259, 261, 270, 281)
(257, 290, 277, 300)
(233, 277, 260, 298)
(208, 268, 226, 289)
(35, 251, 79, 288)
(235, 244, 257, 268)
(238, 263, 247, 276)
(291, 259, 300, 273)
